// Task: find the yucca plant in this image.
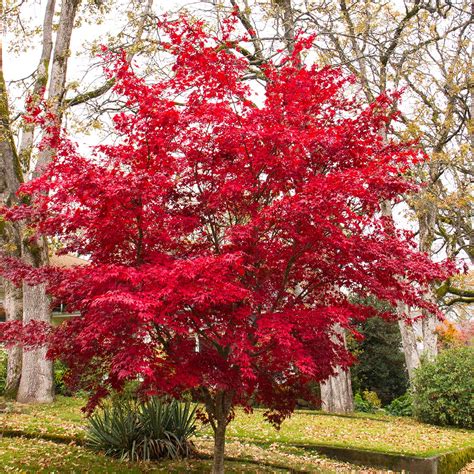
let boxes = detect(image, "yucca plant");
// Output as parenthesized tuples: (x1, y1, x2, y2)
(141, 398, 197, 459)
(87, 398, 143, 460)
(87, 396, 196, 461)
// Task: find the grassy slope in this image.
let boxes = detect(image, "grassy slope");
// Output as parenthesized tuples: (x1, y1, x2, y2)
(221, 408, 474, 457)
(0, 397, 347, 473)
(1, 396, 473, 472)
(0, 437, 295, 473)
(2, 397, 473, 455)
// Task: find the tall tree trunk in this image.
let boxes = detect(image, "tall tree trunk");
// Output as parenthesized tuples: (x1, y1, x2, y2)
(3, 279, 22, 398)
(1, 0, 26, 398)
(16, 0, 80, 404)
(320, 366, 354, 413)
(381, 200, 426, 380)
(16, 236, 54, 404)
(320, 326, 354, 413)
(421, 313, 437, 359)
(417, 198, 438, 361)
(397, 303, 421, 380)
(212, 411, 228, 474)
(33, 0, 81, 178)
(16, 284, 54, 403)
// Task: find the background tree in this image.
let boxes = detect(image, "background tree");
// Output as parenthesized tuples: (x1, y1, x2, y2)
(0, 0, 156, 402)
(1, 0, 25, 398)
(297, 0, 473, 374)
(350, 317, 409, 405)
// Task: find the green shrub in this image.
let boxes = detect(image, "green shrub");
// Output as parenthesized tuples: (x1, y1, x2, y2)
(354, 390, 381, 413)
(54, 360, 73, 396)
(385, 393, 412, 417)
(412, 346, 474, 429)
(363, 389, 381, 409)
(354, 392, 371, 412)
(349, 309, 408, 405)
(0, 349, 7, 395)
(87, 396, 196, 461)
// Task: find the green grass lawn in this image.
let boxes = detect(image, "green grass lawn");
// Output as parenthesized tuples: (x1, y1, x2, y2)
(221, 408, 474, 457)
(0, 397, 352, 473)
(1, 396, 473, 472)
(0, 437, 296, 473)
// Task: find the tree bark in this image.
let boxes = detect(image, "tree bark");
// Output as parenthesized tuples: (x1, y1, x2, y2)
(212, 411, 227, 474)
(381, 201, 426, 379)
(421, 312, 437, 360)
(16, 233, 54, 403)
(3, 279, 22, 398)
(320, 366, 354, 413)
(320, 326, 354, 413)
(33, 0, 81, 178)
(417, 199, 438, 361)
(16, 282, 54, 403)
(397, 304, 421, 380)
(204, 390, 233, 474)
(14, 225, 52, 405)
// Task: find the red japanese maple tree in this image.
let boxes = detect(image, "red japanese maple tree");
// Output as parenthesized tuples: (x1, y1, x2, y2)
(1, 16, 453, 473)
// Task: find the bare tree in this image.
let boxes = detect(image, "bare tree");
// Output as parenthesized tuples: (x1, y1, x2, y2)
(1, 0, 24, 398)
(297, 0, 473, 376)
(1, 0, 155, 403)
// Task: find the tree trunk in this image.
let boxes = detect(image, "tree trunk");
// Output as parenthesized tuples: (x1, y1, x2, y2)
(381, 201, 428, 380)
(418, 201, 438, 362)
(399, 321, 420, 379)
(204, 390, 233, 474)
(212, 411, 227, 474)
(15, 0, 80, 404)
(16, 237, 54, 404)
(320, 326, 354, 413)
(33, 0, 81, 178)
(421, 311, 438, 360)
(320, 366, 354, 413)
(0, 2, 25, 399)
(3, 279, 22, 398)
(397, 303, 421, 380)
(16, 282, 54, 403)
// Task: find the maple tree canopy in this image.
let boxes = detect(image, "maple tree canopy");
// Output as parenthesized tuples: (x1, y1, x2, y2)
(1, 16, 454, 422)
